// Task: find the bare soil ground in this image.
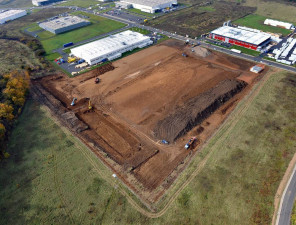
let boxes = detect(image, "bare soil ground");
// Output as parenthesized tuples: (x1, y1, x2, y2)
(32, 40, 267, 204)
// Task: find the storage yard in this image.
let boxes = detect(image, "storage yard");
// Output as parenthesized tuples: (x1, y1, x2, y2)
(32, 39, 265, 202)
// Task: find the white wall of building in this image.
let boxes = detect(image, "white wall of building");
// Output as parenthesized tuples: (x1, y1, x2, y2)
(71, 30, 153, 65)
(0, 10, 27, 24)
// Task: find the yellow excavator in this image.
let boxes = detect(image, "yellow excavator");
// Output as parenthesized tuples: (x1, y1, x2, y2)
(88, 100, 92, 110)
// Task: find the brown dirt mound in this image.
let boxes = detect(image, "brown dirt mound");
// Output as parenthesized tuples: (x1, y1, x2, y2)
(154, 79, 248, 142)
(193, 46, 212, 58)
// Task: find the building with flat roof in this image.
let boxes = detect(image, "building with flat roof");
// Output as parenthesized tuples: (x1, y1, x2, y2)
(264, 19, 294, 30)
(32, 0, 63, 6)
(0, 10, 27, 24)
(71, 30, 153, 65)
(209, 25, 271, 50)
(39, 16, 91, 34)
(116, 0, 177, 13)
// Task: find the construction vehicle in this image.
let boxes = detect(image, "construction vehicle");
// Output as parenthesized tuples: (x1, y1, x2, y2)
(182, 53, 188, 57)
(75, 62, 88, 69)
(95, 77, 100, 84)
(67, 56, 77, 63)
(88, 100, 92, 110)
(161, 140, 169, 145)
(144, 19, 148, 23)
(77, 59, 85, 64)
(71, 97, 77, 106)
(184, 137, 197, 150)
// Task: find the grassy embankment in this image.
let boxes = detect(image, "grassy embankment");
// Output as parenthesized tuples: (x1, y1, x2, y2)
(1, 69, 296, 224)
(234, 14, 292, 36)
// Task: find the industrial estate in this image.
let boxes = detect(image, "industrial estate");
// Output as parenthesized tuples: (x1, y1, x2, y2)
(1, 0, 296, 224)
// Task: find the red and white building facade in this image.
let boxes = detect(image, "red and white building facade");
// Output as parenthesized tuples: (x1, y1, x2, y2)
(209, 26, 271, 51)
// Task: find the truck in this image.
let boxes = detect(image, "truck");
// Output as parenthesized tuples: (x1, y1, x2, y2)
(75, 62, 88, 68)
(77, 59, 85, 64)
(184, 137, 197, 150)
(63, 42, 73, 48)
(230, 49, 241, 54)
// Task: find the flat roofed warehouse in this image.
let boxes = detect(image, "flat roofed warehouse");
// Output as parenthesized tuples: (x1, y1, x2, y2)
(117, 0, 178, 13)
(0, 10, 27, 24)
(210, 26, 271, 50)
(32, 0, 63, 6)
(39, 16, 91, 34)
(70, 30, 153, 65)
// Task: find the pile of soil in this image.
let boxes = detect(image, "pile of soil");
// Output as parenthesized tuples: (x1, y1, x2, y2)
(154, 79, 247, 142)
(193, 46, 212, 58)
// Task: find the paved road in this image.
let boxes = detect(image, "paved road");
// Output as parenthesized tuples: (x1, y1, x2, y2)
(276, 164, 296, 225)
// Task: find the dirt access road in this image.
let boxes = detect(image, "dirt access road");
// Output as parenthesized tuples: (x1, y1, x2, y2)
(33, 40, 266, 204)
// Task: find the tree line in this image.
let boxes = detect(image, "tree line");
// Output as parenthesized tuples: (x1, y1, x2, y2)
(0, 71, 30, 159)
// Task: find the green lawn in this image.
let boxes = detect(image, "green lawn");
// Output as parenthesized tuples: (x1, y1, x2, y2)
(198, 6, 216, 12)
(234, 14, 292, 36)
(58, 0, 100, 8)
(27, 12, 126, 57)
(129, 27, 151, 35)
(1, 69, 296, 224)
(125, 8, 154, 18)
(231, 45, 260, 56)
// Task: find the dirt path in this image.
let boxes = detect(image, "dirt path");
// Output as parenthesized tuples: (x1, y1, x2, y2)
(40, 67, 275, 219)
(272, 153, 296, 225)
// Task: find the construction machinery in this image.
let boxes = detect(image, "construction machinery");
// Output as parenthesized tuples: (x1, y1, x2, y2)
(184, 137, 197, 150)
(182, 53, 188, 57)
(95, 77, 100, 84)
(67, 56, 77, 63)
(71, 97, 77, 106)
(88, 100, 92, 110)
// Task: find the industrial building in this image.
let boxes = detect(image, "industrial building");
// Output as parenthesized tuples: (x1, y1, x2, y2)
(116, 0, 178, 13)
(39, 16, 91, 34)
(209, 25, 271, 50)
(71, 30, 153, 65)
(0, 10, 27, 24)
(32, 0, 63, 6)
(264, 19, 295, 30)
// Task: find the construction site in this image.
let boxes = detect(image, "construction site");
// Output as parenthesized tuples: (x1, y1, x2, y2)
(32, 39, 267, 204)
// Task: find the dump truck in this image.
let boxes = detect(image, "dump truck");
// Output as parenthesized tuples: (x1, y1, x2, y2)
(184, 137, 197, 150)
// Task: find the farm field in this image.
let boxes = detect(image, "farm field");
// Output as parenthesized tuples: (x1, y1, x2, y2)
(23, 12, 126, 56)
(1, 65, 296, 225)
(234, 14, 292, 36)
(32, 39, 266, 204)
(243, 0, 296, 24)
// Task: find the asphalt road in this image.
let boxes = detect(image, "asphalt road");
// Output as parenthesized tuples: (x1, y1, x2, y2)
(276, 165, 296, 225)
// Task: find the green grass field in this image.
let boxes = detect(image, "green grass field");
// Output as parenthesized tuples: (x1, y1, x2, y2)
(1, 69, 296, 224)
(125, 8, 154, 18)
(24, 12, 126, 56)
(243, 0, 296, 24)
(231, 45, 260, 56)
(234, 14, 291, 36)
(58, 0, 100, 8)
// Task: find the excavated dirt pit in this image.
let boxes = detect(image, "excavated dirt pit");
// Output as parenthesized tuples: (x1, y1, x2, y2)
(33, 40, 267, 203)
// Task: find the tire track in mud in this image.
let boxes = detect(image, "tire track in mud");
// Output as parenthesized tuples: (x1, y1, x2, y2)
(41, 68, 273, 219)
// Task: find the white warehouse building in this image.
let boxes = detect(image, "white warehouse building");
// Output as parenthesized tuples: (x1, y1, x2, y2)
(70, 30, 153, 65)
(117, 0, 178, 13)
(264, 19, 295, 30)
(0, 10, 27, 24)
